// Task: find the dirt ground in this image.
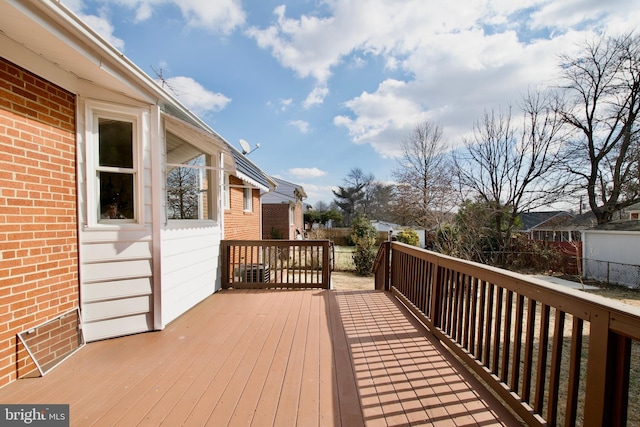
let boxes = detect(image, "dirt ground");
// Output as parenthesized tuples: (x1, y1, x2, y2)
(331, 271, 375, 290)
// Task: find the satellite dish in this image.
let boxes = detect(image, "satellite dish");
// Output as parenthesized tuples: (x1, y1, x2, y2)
(239, 139, 251, 154)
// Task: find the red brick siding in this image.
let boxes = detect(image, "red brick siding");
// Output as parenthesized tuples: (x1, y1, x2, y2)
(262, 203, 304, 239)
(0, 57, 79, 387)
(224, 175, 261, 240)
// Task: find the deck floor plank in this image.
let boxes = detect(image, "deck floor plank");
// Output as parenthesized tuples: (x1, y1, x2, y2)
(296, 290, 321, 427)
(250, 290, 305, 426)
(227, 291, 295, 426)
(129, 291, 283, 426)
(0, 289, 522, 427)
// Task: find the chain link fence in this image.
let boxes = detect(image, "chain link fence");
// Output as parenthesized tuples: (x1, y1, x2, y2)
(583, 258, 640, 289)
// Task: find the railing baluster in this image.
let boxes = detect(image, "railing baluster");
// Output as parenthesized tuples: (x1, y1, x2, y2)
(510, 294, 525, 393)
(463, 274, 472, 350)
(492, 286, 503, 374)
(456, 273, 465, 342)
(451, 270, 460, 339)
(565, 317, 583, 427)
(534, 304, 551, 414)
(477, 280, 487, 362)
(501, 290, 513, 382)
(484, 283, 495, 368)
(522, 298, 536, 403)
(547, 308, 566, 426)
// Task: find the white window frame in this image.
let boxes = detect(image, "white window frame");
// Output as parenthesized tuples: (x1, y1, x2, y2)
(166, 153, 213, 221)
(289, 204, 295, 226)
(85, 101, 144, 227)
(243, 187, 253, 212)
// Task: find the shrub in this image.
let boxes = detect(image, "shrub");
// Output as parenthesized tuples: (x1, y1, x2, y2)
(396, 229, 420, 246)
(350, 214, 376, 276)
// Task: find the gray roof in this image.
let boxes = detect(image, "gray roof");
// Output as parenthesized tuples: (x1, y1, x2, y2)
(261, 178, 305, 203)
(518, 211, 573, 231)
(587, 220, 640, 232)
(229, 149, 275, 191)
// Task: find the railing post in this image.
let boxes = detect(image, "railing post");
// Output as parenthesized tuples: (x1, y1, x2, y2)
(374, 241, 391, 291)
(221, 240, 229, 289)
(584, 309, 631, 426)
(384, 241, 391, 291)
(322, 240, 330, 289)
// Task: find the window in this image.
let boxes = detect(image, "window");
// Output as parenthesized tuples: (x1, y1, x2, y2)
(97, 118, 136, 223)
(289, 205, 295, 225)
(166, 132, 213, 220)
(243, 187, 253, 212)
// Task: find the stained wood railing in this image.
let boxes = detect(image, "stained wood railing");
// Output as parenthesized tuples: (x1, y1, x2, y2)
(221, 240, 331, 289)
(374, 242, 640, 427)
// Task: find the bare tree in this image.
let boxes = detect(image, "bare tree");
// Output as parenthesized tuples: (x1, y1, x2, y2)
(392, 121, 454, 229)
(558, 32, 640, 224)
(454, 90, 566, 254)
(167, 161, 202, 219)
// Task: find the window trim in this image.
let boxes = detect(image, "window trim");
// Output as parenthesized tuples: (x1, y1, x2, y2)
(85, 100, 145, 227)
(165, 153, 214, 221)
(163, 121, 222, 225)
(243, 187, 253, 212)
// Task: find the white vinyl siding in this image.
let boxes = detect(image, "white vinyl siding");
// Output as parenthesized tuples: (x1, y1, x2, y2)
(160, 225, 222, 326)
(79, 100, 153, 342)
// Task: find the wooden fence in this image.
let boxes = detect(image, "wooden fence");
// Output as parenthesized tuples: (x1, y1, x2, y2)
(221, 240, 331, 289)
(374, 241, 640, 426)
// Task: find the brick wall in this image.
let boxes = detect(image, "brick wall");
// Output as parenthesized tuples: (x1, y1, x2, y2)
(0, 57, 79, 387)
(262, 204, 290, 239)
(262, 203, 304, 239)
(224, 175, 261, 240)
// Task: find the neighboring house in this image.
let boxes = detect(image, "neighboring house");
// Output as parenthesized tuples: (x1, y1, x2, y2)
(0, 0, 270, 387)
(261, 178, 306, 239)
(518, 211, 577, 242)
(224, 152, 276, 240)
(582, 220, 640, 288)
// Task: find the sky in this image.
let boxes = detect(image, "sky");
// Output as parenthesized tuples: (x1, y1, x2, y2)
(63, 0, 638, 207)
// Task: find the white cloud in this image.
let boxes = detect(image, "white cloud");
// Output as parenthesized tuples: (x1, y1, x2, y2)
(530, 0, 639, 31)
(79, 0, 245, 33)
(161, 76, 231, 116)
(294, 182, 337, 206)
(288, 168, 327, 178)
(63, 1, 126, 50)
(246, 0, 634, 158)
(303, 85, 329, 108)
(81, 14, 126, 50)
(288, 120, 310, 133)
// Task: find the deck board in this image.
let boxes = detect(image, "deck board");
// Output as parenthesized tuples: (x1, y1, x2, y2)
(0, 289, 522, 426)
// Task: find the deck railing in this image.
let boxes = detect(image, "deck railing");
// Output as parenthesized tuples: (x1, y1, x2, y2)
(221, 240, 331, 289)
(374, 241, 640, 427)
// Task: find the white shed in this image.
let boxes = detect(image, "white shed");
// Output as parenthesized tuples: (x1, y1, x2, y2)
(582, 221, 640, 288)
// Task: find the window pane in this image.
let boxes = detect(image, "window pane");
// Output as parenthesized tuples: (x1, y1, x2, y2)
(167, 154, 211, 220)
(99, 119, 133, 168)
(99, 172, 134, 219)
(243, 188, 252, 211)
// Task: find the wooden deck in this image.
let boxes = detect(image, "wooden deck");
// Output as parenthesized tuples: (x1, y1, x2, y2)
(0, 289, 521, 426)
